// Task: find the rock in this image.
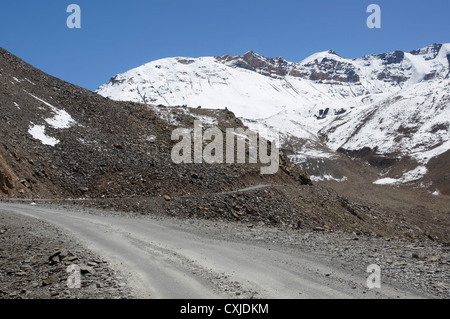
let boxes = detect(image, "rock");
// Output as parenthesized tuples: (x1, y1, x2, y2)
(80, 265, 96, 275)
(428, 256, 440, 262)
(113, 143, 123, 150)
(79, 187, 89, 193)
(43, 274, 59, 286)
(49, 249, 69, 264)
(435, 282, 448, 289)
(87, 261, 99, 267)
(49, 255, 60, 264)
(66, 256, 78, 262)
(231, 212, 240, 219)
(164, 195, 171, 201)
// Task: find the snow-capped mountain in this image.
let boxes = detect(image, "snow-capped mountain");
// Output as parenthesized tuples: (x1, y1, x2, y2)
(98, 43, 449, 116)
(97, 43, 450, 193)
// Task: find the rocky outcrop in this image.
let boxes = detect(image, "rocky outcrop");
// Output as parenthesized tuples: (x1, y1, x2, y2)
(303, 56, 361, 83)
(337, 147, 399, 169)
(0, 169, 13, 195)
(410, 43, 442, 59)
(220, 51, 361, 83)
(219, 51, 290, 77)
(279, 153, 312, 185)
(447, 54, 450, 78)
(0, 153, 15, 195)
(377, 50, 405, 65)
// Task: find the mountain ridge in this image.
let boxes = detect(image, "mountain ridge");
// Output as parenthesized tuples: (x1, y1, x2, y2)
(96, 43, 450, 195)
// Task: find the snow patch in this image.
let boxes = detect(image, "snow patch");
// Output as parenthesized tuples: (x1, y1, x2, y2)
(310, 175, 348, 182)
(24, 78, 36, 86)
(28, 124, 59, 146)
(412, 139, 450, 164)
(373, 178, 399, 185)
(404, 52, 431, 84)
(45, 108, 76, 129)
(373, 166, 428, 185)
(28, 93, 77, 129)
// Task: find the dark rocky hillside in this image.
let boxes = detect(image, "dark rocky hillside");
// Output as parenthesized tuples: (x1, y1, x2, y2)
(0, 47, 309, 200)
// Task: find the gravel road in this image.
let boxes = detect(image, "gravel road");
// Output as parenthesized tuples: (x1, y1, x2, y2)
(2, 202, 443, 299)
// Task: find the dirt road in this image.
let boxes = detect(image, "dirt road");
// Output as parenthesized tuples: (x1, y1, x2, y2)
(0, 202, 425, 299)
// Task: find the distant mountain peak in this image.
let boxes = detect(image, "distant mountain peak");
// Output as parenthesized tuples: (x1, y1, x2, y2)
(98, 43, 450, 113)
(94, 43, 450, 193)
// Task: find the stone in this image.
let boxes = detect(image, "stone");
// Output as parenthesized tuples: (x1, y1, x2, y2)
(80, 265, 96, 275)
(49, 248, 69, 263)
(66, 256, 78, 262)
(428, 256, 440, 262)
(79, 187, 89, 193)
(50, 255, 60, 264)
(43, 274, 59, 286)
(113, 143, 123, 150)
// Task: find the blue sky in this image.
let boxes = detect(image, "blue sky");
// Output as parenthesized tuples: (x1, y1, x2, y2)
(1, 0, 449, 91)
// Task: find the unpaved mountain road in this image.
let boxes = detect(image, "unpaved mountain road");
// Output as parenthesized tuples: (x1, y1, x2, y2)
(0, 202, 426, 299)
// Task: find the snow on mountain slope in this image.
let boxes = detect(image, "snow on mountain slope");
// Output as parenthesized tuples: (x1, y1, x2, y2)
(98, 42, 448, 119)
(323, 79, 450, 160)
(97, 55, 359, 120)
(97, 43, 450, 189)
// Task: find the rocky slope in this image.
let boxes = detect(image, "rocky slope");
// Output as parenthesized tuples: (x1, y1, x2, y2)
(0, 47, 309, 201)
